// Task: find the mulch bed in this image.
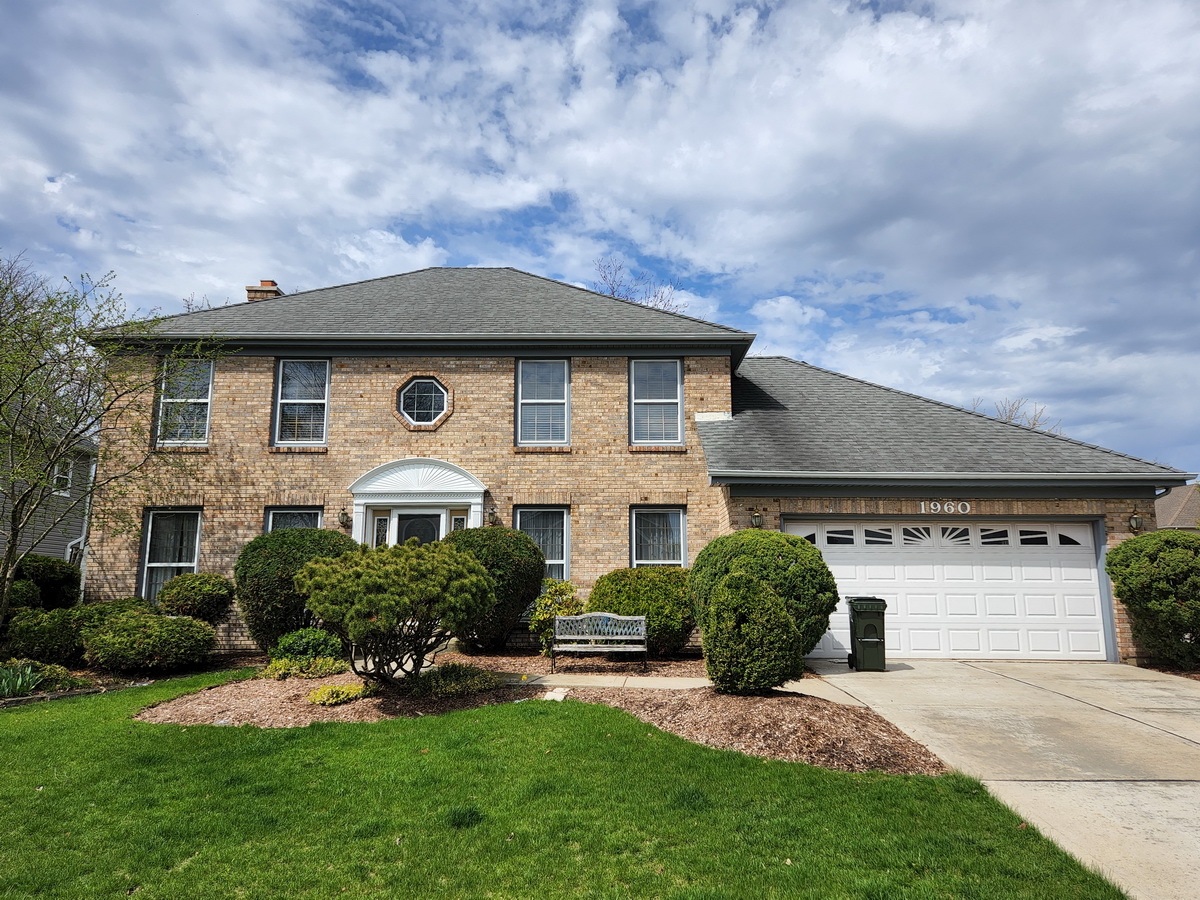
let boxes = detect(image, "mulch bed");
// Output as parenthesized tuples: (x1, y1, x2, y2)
(438, 648, 710, 678)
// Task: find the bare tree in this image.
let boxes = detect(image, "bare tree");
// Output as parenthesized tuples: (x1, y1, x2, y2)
(971, 396, 1063, 433)
(0, 254, 221, 625)
(591, 255, 687, 314)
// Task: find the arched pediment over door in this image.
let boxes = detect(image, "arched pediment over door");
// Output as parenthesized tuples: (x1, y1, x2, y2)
(347, 457, 487, 544)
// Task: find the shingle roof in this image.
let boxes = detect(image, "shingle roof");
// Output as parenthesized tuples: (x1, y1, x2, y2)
(141, 267, 753, 345)
(1155, 484, 1200, 529)
(698, 357, 1190, 485)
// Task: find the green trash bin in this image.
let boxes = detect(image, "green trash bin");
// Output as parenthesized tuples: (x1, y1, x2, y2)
(847, 596, 887, 671)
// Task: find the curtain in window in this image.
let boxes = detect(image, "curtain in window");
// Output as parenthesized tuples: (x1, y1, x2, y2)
(634, 510, 681, 565)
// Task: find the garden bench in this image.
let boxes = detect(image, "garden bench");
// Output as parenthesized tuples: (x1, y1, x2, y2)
(551, 613, 648, 672)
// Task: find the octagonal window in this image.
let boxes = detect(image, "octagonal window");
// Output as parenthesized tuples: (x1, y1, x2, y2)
(398, 378, 448, 425)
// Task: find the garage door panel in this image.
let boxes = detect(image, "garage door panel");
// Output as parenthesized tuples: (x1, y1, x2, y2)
(786, 519, 1108, 660)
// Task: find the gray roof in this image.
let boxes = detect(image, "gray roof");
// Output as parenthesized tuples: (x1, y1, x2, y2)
(1156, 484, 1200, 529)
(698, 357, 1191, 487)
(136, 267, 753, 358)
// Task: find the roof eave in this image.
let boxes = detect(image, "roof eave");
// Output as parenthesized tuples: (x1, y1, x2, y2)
(709, 470, 1195, 489)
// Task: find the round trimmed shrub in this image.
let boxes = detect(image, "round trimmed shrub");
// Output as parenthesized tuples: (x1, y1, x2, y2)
(586, 567, 694, 656)
(702, 572, 804, 694)
(1105, 529, 1200, 668)
(443, 526, 545, 651)
(15, 555, 81, 609)
(3, 607, 77, 664)
(8, 580, 42, 610)
(234, 528, 360, 651)
(155, 573, 234, 625)
(271, 627, 343, 662)
(83, 611, 215, 673)
(690, 529, 839, 657)
(528, 579, 584, 653)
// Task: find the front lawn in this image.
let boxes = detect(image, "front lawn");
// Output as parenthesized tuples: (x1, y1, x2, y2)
(0, 670, 1123, 899)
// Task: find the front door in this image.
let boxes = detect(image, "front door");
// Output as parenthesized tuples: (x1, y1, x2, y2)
(396, 514, 439, 544)
(370, 509, 453, 547)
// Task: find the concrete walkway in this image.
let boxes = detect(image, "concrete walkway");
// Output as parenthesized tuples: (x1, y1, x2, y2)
(809, 659, 1200, 900)
(501, 670, 861, 704)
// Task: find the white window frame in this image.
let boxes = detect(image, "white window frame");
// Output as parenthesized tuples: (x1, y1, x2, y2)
(629, 359, 683, 445)
(266, 508, 323, 532)
(275, 359, 330, 445)
(52, 460, 73, 495)
(157, 359, 213, 445)
(516, 507, 570, 581)
(142, 509, 201, 602)
(516, 360, 570, 446)
(631, 507, 686, 567)
(398, 378, 448, 426)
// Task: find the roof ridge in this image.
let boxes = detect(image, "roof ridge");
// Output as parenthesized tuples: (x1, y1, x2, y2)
(745, 356, 1183, 474)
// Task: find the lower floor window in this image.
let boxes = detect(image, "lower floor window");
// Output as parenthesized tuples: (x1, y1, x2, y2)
(267, 508, 322, 531)
(632, 508, 684, 566)
(143, 510, 201, 601)
(516, 508, 568, 581)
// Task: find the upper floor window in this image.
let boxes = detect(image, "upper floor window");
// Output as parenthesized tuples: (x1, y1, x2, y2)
(630, 360, 682, 444)
(157, 359, 213, 444)
(52, 460, 73, 495)
(143, 509, 201, 602)
(631, 508, 685, 566)
(517, 360, 569, 445)
(276, 360, 329, 444)
(398, 378, 448, 426)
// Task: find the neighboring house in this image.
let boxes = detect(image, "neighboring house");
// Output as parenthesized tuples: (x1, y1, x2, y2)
(0, 444, 95, 565)
(86, 267, 1192, 663)
(1155, 483, 1200, 532)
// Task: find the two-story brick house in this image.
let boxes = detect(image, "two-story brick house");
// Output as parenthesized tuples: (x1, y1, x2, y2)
(87, 267, 1191, 662)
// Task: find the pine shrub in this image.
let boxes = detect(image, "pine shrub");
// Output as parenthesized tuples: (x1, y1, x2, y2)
(1106, 529, 1200, 668)
(443, 526, 545, 651)
(83, 611, 215, 673)
(586, 567, 693, 657)
(7, 580, 42, 610)
(4, 599, 154, 665)
(701, 571, 804, 694)
(155, 573, 235, 624)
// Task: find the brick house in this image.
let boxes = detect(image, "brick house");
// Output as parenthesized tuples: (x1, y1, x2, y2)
(87, 267, 1191, 662)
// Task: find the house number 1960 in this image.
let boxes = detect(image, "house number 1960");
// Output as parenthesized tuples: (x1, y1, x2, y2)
(919, 501, 972, 514)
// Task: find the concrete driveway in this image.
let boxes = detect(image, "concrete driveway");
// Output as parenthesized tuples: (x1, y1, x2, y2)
(809, 659, 1200, 900)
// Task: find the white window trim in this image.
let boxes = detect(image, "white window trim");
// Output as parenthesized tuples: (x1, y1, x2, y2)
(266, 508, 324, 532)
(631, 507, 686, 567)
(157, 359, 213, 446)
(516, 507, 570, 580)
(275, 359, 330, 446)
(398, 378, 448, 426)
(516, 360, 570, 446)
(629, 359, 684, 445)
(52, 460, 73, 496)
(142, 509, 201, 600)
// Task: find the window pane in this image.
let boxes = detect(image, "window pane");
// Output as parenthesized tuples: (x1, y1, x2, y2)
(634, 511, 681, 564)
(401, 381, 446, 422)
(520, 361, 566, 400)
(159, 403, 209, 442)
(147, 513, 199, 564)
(633, 404, 680, 442)
(280, 361, 327, 400)
(519, 510, 565, 561)
(163, 360, 212, 399)
(520, 405, 566, 443)
(270, 511, 320, 531)
(279, 403, 326, 441)
(545, 562, 565, 581)
(633, 361, 679, 400)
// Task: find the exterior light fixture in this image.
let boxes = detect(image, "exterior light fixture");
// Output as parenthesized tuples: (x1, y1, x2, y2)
(750, 511, 764, 529)
(338, 507, 353, 529)
(1128, 514, 1144, 532)
(487, 506, 501, 526)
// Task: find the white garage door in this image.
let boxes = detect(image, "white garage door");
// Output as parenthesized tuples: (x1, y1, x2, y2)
(783, 520, 1110, 660)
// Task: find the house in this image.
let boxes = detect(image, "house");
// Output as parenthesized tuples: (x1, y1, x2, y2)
(1, 441, 95, 566)
(1155, 483, 1199, 532)
(86, 267, 1192, 663)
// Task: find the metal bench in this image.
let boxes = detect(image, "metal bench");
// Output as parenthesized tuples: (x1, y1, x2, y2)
(551, 613, 648, 672)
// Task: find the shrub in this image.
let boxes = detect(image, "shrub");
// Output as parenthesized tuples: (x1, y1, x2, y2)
(297, 539, 495, 686)
(233, 528, 360, 652)
(259, 656, 349, 680)
(1, 658, 89, 692)
(15, 555, 81, 609)
(83, 611, 215, 673)
(528, 579, 584, 653)
(443, 526, 545, 652)
(701, 572, 804, 694)
(586, 567, 694, 657)
(406, 663, 503, 699)
(689, 529, 839, 657)
(155, 573, 234, 625)
(270, 627, 343, 662)
(4, 599, 156, 665)
(1106, 530, 1200, 668)
(307, 681, 377, 706)
(7, 580, 42, 610)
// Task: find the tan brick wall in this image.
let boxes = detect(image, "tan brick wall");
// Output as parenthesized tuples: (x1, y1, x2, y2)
(725, 493, 1159, 664)
(87, 353, 735, 611)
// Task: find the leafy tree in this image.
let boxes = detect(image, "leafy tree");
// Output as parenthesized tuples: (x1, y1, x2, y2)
(1105, 530, 1200, 668)
(296, 539, 495, 686)
(591, 255, 687, 313)
(0, 253, 220, 627)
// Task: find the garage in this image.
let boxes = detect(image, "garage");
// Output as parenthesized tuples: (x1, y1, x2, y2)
(783, 520, 1111, 661)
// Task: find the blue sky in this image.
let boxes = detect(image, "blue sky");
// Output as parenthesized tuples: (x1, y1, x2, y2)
(2, 0, 1197, 474)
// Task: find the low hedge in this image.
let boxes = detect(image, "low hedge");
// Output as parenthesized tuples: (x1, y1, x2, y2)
(271, 627, 344, 662)
(3, 598, 154, 665)
(83, 611, 215, 673)
(155, 573, 235, 625)
(586, 567, 693, 656)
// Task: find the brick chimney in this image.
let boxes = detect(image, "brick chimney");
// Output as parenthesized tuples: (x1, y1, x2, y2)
(245, 279, 283, 302)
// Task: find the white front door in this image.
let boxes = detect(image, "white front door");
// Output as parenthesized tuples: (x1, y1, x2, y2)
(784, 520, 1110, 661)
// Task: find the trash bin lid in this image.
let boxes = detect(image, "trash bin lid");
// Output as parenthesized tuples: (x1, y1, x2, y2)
(846, 596, 887, 611)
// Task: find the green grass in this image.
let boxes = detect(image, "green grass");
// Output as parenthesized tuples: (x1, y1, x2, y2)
(0, 670, 1123, 899)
